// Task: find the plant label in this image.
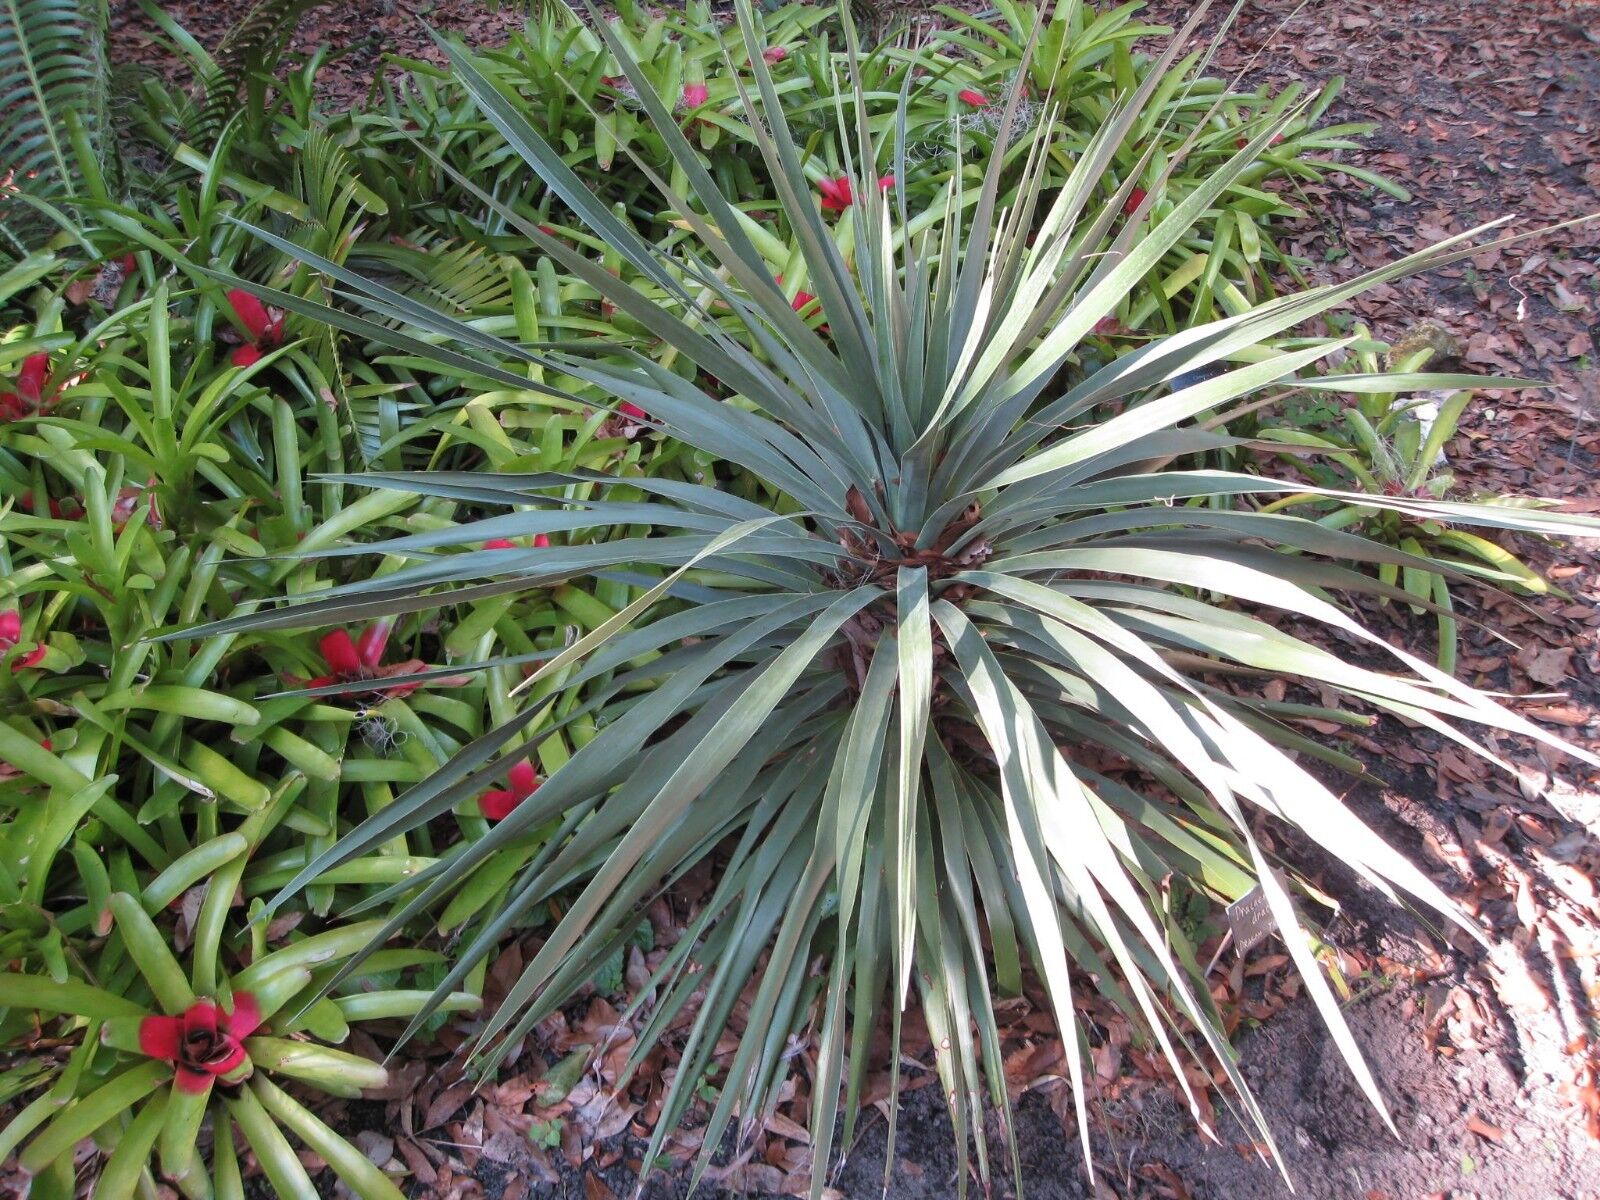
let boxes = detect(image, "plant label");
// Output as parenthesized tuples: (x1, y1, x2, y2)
(1226, 872, 1289, 956)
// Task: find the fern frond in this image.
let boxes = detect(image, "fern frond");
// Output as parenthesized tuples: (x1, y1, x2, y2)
(196, 0, 318, 135)
(0, 0, 113, 257)
(355, 236, 515, 316)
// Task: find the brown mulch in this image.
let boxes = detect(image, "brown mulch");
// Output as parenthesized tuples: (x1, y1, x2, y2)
(81, 1, 1600, 1198)
(108, 0, 529, 101)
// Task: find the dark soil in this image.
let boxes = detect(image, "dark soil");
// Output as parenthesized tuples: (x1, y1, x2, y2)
(88, 2, 1600, 1199)
(837, 983, 1598, 1200)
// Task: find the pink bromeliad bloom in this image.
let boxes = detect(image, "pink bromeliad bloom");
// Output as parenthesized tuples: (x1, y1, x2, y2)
(225, 289, 284, 367)
(479, 760, 541, 820)
(682, 82, 709, 109)
(763, 45, 788, 64)
(137, 994, 262, 1094)
(958, 88, 988, 107)
(0, 609, 46, 671)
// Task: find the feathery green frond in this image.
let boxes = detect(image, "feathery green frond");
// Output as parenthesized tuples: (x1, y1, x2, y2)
(0, 0, 113, 258)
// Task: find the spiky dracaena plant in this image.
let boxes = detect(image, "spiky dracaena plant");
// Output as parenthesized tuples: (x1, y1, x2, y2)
(177, 2, 1595, 1192)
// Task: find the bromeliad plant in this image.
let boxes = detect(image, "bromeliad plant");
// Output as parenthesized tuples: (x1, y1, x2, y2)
(177, 2, 1597, 1194)
(1256, 329, 1553, 671)
(0, 897, 473, 1200)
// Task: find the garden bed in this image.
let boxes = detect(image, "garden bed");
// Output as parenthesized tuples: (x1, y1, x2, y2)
(2, 1, 1597, 1198)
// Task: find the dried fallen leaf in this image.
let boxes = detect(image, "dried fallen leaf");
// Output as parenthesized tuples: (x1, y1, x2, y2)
(1465, 1113, 1505, 1144)
(1518, 644, 1574, 687)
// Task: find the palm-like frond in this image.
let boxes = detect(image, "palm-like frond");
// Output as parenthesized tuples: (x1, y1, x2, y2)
(201, 0, 318, 141)
(0, 0, 113, 259)
(173, 1, 1598, 1194)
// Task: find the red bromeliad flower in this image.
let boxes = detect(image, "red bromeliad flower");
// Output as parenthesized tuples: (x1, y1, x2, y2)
(1, 353, 54, 421)
(763, 45, 788, 64)
(618, 401, 649, 422)
(16, 354, 47, 402)
(225, 289, 285, 368)
(479, 760, 541, 820)
(292, 620, 466, 698)
(818, 175, 853, 212)
(958, 88, 989, 107)
(682, 82, 709, 109)
(0, 609, 46, 671)
(774, 274, 826, 330)
(1123, 186, 1148, 216)
(817, 174, 894, 214)
(312, 622, 393, 685)
(484, 534, 551, 550)
(137, 994, 262, 1094)
(298, 620, 425, 699)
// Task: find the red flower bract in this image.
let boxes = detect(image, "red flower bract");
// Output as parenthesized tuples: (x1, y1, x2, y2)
(479, 760, 541, 820)
(17, 353, 48, 404)
(225, 289, 284, 367)
(306, 621, 404, 691)
(817, 174, 894, 214)
(682, 82, 709, 109)
(315, 622, 391, 682)
(763, 45, 787, 64)
(0, 609, 46, 671)
(138, 993, 262, 1094)
(1123, 186, 1148, 216)
(774, 273, 824, 327)
(1, 354, 54, 421)
(818, 175, 853, 212)
(295, 619, 462, 698)
(484, 534, 551, 550)
(958, 88, 989, 107)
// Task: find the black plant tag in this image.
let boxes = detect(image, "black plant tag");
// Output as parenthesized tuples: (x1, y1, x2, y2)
(1226, 871, 1291, 956)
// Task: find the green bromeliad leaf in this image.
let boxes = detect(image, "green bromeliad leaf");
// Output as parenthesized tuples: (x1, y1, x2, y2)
(170, 1, 1597, 1195)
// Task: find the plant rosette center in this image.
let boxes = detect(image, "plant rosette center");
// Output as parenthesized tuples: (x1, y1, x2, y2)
(103, 993, 262, 1094)
(828, 486, 992, 590)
